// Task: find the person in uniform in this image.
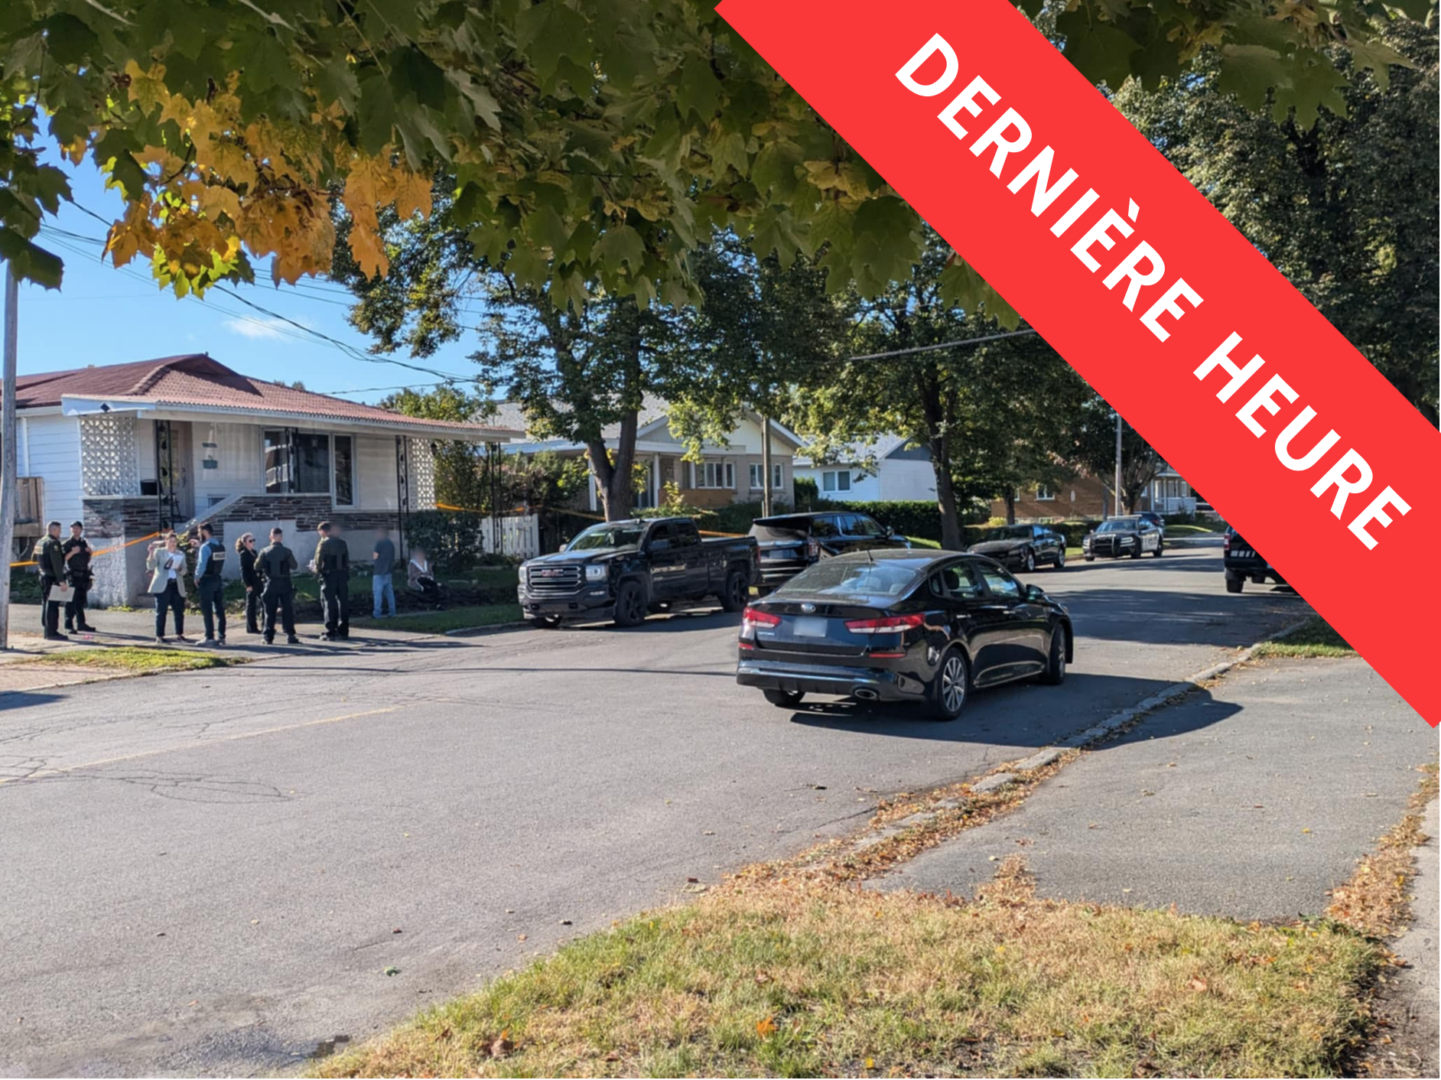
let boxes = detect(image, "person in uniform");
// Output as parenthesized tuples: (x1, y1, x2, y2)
(235, 532, 262, 634)
(36, 520, 68, 641)
(315, 521, 350, 641)
(257, 527, 300, 644)
(61, 521, 96, 634)
(192, 521, 227, 646)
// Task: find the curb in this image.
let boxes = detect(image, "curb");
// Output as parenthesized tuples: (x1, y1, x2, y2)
(443, 620, 530, 638)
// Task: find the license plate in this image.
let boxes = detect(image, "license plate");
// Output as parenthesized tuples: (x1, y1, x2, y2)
(792, 616, 827, 638)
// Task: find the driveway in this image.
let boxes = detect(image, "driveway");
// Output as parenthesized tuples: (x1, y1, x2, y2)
(0, 550, 1307, 1076)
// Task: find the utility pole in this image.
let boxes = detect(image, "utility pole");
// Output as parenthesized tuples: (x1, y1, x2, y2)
(0, 265, 18, 650)
(760, 414, 773, 517)
(1113, 412, 1124, 519)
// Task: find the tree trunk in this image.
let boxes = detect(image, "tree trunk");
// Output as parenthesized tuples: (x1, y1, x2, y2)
(920, 371, 963, 551)
(1004, 489, 1017, 525)
(586, 410, 639, 522)
(0, 266, 16, 649)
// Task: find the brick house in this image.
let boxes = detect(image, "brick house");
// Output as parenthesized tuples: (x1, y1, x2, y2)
(7, 354, 519, 604)
(990, 465, 1197, 522)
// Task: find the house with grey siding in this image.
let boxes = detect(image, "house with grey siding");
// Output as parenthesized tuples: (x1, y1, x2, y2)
(7, 354, 519, 604)
(794, 434, 938, 503)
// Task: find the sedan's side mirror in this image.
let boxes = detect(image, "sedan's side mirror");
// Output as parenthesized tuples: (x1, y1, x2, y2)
(1025, 584, 1046, 602)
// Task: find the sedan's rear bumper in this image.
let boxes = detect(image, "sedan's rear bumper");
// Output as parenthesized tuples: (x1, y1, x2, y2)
(736, 657, 927, 701)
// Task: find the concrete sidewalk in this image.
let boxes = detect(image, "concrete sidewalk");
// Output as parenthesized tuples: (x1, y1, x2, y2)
(1385, 795, 1439, 1077)
(877, 656, 1435, 921)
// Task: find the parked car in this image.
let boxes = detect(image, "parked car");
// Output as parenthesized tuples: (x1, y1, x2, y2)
(736, 550, 1073, 720)
(967, 523, 1065, 571)
(749, 511, 911, 593)
(1136, 511, 1166, 535)
(1223, 526, 1285, 593)
(1083, 516, 1163, 560)
(518, 517, 758, 628)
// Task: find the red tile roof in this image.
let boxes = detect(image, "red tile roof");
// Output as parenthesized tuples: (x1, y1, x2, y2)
(12, 355, 519, 438)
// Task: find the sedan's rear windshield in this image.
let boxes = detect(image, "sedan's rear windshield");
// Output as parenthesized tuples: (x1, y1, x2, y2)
(780, 558, 928, 598)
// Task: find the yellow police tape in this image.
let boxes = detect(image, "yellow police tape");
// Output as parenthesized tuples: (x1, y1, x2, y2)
(10, 531, 162, 569)
(432, 502, 747, 539)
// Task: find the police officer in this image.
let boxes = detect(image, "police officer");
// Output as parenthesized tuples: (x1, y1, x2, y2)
(62, 521, 95, 634)
(192, 521, 227, 646)
(36, 520, 68, 641)
(315, 521, 350, 641)
(256, 526, 300, 645)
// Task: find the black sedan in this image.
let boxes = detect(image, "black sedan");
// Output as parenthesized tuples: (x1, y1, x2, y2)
(736, 550, 1073, 720)
(967, 523, 1065, 571)
(1083, 516, 1163, 560)
(749, 511, 910, 592)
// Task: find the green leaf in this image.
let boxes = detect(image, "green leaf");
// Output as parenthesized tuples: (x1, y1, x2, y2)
(708, 131, 749, 179)
(750, 140, 802, 199)
(677, 57, 722, 121)
(314, 58, 361, 113)
(93, 130, 147, 200)
(595, 223, 645, 270)
(40, 13, 98, 66)
(1057, 9, 1139, 90)
(1215, 44, 1284, 114)
(239, 32, 301, 95)
(447, 71, 500, 131)
(359, 0, 423, 41)
(391, 47, 448, 110)
(0, 229, 63, 289)
(357, 67, 397, 155)
(1271, 54, 1350, 128)
(515, 1, 591, 84)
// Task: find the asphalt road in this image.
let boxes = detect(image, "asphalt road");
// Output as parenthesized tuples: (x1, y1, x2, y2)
(0, 549, 1308, 1076)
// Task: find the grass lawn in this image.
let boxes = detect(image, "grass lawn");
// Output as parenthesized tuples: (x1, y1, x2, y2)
(21, 647, 244, 673)
(1252, 616, 1355, 659)
(1166, 521, 1227, 535)
(319, 863, 1381, 1079)
(351, 603, 524, 635)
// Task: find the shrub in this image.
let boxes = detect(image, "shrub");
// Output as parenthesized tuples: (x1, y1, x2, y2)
(403, 509, 492, 574)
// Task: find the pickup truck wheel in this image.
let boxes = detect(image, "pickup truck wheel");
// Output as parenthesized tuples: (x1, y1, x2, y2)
(1054, 549, 1066, 569)
(613, 580, 647, 627)
(1023, 549, 1036, 573)
(1225, 573, 1244, 594)
(720, 569, 747, 612)
(763, 689, 805, 708)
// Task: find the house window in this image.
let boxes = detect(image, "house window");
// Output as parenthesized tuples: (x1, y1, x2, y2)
(333, 435, 354, 506)
(822, 470, 851, 493)
(1035, 484, 1055, 501)
(772, 462, 784, 490)
(695, 461, 734, 489)
(263, 429, 345, 498)
(749, 463, 763, 491)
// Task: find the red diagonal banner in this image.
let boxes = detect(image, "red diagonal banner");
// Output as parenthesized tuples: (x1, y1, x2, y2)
(716, 0, 1441, 727)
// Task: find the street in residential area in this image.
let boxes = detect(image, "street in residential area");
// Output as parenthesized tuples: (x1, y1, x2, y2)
(3, 549, 1432, 1076)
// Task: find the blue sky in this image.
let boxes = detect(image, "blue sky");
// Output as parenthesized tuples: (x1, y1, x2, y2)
(18, 157, 483, 404)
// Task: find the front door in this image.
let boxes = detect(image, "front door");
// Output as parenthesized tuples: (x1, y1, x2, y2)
(155, 420, 194, 527)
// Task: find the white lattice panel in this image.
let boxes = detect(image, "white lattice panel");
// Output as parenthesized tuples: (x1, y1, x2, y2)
(80, 413, 140, 497)
(408, 438, 437, 509)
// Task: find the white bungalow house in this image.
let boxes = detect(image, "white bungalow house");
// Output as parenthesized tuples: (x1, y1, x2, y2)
(8, 354, 520, 604)
(492, 396, 806, 512)
(794, 434, 937, 503)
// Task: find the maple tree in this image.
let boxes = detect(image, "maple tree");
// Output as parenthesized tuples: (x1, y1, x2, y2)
(0, 0, 1428, 311)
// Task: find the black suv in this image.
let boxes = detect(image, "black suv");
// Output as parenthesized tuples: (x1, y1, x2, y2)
(750, 511, 911, 592)
(1223, 526, 1285, 593)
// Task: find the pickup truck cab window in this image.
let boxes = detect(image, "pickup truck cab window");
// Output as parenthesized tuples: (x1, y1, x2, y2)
(671, 520, 701, 546)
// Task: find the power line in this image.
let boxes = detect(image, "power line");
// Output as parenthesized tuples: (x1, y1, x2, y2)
(846, 327, 1039, 362)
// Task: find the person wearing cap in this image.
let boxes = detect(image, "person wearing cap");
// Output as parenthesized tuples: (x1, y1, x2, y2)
(62, 521, 95, 634)
(36, 520, 68, 641)
(256, 527, 300, 645)
(315, 521, 350, 642)
(191, 521, 227, 646)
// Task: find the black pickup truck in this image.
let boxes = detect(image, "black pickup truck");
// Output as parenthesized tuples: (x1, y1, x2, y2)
(1223, 525, 1285, 593)
(518, 517, 759, 628)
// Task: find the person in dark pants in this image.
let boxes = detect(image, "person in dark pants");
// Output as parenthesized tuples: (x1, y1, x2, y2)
(315, 521, 350, 641)
(191, 521, 227, 646)
(257, 527, 300, 645)
(146, 532, 191, 643)
(36, 520, 68, 641)
(236, 532, 262, 634)
(62, 521, 95, 634)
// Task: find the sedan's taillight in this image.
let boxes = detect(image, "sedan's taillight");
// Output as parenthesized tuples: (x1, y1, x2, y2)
(844, 613, 925, 634)
(742, 606, 781, 629)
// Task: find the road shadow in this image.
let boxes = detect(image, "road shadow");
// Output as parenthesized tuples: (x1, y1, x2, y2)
(0, 689, 65, 712)
(787, 674, 1242, 750)
(1057, 585, 1307, 649)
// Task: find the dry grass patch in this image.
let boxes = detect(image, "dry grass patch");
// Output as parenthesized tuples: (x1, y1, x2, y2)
(318, 861, 1381, 1079)
(1327, 763, 1439, 938)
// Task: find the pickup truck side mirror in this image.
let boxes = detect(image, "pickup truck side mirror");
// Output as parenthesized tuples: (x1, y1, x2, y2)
(559, 539, 569, 552)
(1025, 584, 1046, 602)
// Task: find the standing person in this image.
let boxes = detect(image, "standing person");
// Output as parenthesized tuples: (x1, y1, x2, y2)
(62, 521, 96, 634)
(257, 527, 300, 644)
(191, 521, 227, 646)
(236, 532, 261, 634)
(371, 525, 397, 619)
(315, 521, 351, 641)
(146, 532, 191, 643)
(36, 520, 68, 641)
